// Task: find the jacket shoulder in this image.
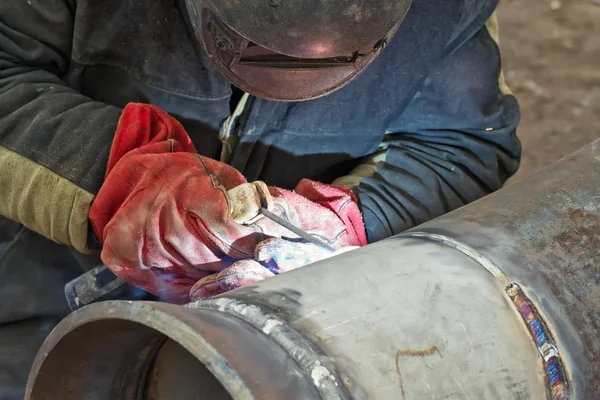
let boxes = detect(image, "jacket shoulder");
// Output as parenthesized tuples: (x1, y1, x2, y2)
(446, 0, 500, 51)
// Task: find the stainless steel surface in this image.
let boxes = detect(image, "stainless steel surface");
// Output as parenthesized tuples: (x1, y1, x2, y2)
(26, 301, 321, 400)
(208, 239, 548, 399)
(145, 340, 232, 400)
(404, 139, 600, 397)
(27, 140, 600, 399)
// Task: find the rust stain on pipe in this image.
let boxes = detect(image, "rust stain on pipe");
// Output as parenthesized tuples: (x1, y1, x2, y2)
(395, 346, 439, 399)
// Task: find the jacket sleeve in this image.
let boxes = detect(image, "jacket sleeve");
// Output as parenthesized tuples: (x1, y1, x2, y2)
(334, 13, 521, 242)
(0, 0, 122, 252)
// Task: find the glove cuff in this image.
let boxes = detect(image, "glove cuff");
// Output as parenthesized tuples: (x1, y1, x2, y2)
(106, 103, 197, 176)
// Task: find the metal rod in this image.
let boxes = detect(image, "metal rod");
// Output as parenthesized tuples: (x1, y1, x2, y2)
(259, 207, 336, 252)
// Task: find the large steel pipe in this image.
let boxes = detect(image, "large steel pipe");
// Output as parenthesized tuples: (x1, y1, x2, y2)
(26, 140, 600, 399)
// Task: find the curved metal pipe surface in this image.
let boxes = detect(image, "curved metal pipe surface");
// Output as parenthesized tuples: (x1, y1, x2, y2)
(402, 139, 600, 398)
(26, 140, 600, 399)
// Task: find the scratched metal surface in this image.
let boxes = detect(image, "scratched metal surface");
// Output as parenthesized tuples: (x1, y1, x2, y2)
(26, 301, 319, 400)
(408, 139, 600, 398)
(223, 238, 547, 399)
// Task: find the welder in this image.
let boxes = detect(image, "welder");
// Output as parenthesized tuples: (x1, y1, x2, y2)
(0, 0, 520, 397)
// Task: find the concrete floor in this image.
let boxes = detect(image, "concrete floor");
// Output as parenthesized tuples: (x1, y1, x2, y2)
(497, 0, 600, 182)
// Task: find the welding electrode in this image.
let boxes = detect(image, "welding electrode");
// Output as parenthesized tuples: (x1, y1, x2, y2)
(65, 181, 334, 310)
(227, 181, 336, 252)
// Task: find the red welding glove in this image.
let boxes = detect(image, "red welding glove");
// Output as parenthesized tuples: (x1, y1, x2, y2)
(188, 180, 367, 299)
(90, 103, 366, 303)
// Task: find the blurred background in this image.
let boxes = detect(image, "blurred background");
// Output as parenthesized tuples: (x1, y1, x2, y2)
(497, 0, 600, 181)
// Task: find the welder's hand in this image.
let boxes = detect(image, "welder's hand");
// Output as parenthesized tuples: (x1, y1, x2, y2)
(189, 239, 358, 300)
(264, 179, 368, 249)
(89, 103, 366, 303)
(89, 103, 263, 303)
(187, 181, 368, 299)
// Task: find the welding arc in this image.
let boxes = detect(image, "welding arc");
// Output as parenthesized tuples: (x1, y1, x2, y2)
(259, 208, 336, 252)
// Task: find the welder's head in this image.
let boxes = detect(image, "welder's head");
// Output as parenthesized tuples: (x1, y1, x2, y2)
(184, 0, 411, 101)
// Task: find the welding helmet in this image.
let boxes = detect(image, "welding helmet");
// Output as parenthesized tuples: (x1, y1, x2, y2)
(184, 0, 412, 101)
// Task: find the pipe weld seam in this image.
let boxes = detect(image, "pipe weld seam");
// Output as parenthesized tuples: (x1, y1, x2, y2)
(188, 297, 351, 399)
(403, 231, 570, 400)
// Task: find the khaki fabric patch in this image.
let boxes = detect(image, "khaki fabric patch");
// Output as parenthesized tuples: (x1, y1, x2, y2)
(0, 146, 95, 253)
(486, 12, 513, 95)
(333, 148, 387, 188)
